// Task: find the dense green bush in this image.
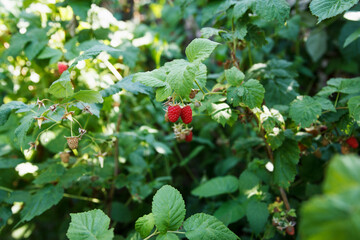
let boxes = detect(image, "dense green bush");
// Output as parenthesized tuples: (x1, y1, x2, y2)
(0, 0, 360, 239)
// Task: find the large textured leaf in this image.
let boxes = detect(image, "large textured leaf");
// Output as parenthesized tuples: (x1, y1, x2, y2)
(225, 67, 245, 86)
(152, 185, 186, 233)
(72, 90, 104, 104)
(310, 0, 358, 23)
(135, 213, 155, 239)
(21, 185, 64, 223)
(246, 200, 269, 234)
(239, 170, 260, 195)
(183, 213, 239, 240)
(0, 101, 31, 126)
(327, 77, 360, 94)
(254, 0, 290, 24)
(209, 103, 235, 127)
(273, 139, 300, 188)
(348, 96, 360, 123)
(185, 38, 219, 62)
(24, 28, 48, 60)
(166, 62, 195, 98)
(66, 209, 114, 240)
(289, 96, 322, 128)
(233, 0, 255, 20)
(48, 71, 74, 98)
(15, 113, 36, 149)
(156, 233, 179, 240)
(300, 155, 360, 240)
(191, 176, 239, 197)
(133, 69, 167, 88)
(239, 79, 265, 109)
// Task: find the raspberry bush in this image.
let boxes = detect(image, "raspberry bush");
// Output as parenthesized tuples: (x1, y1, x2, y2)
(0, 0, 360, 239)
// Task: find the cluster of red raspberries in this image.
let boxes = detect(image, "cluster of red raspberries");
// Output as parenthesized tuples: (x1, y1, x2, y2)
(165, 104, 193, 142)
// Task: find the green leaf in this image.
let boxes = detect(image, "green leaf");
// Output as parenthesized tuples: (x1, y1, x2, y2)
(273, 139, 300, 188)
(327, 77, 360, 94)
(66, 209, 114, 240)
(323, 155, 360, 194)
(209, 102, 235, 127)
(233, 0, 255, 20)
(135, 213, 155, 239)
(300, 155, 360, 240)
(37, 47, 63, 64)
(266, 130, 285, 150)
(156, 84, 172, 102)
(185, 38, 219, 62)
(48, 71, 74, 98)
(64, 37, 80, 61)
(152, 185, 186, 233)
(348, 96, 360, 123)
(100, 75, 152, 98)
(225, 67, 245, 86)
(306, 30, 327, 62)
(59, 165, 88, 188)
(344, 27, 360, 48)
(156, 233, 179, 240)
(184, 213, 239, 240)
(0, 158, 25, 169)
(239, 170, 260, 195)
(0, 101, 31, 126)
(310, 0, 358, 23)
(191, 176, 239, 197)
(133, 69, 167, 88)
(0, 207, 12, 227)
(214, 201, 245, 226)
(15, 113, 36, 149)
(246, 200, 269, 234)
(72, 90, 104, 104)
(200, 27, 226, 39)
(21, 185, 64, 223)
(314, 97, 336, 112)
(166, 62, 195, 98)
(236, 79, 265, 109)
(33, 164, 66, 185)
(289, 96, 322, 128)
(254, 0, 290, 24)
(24, 28, 48, 61)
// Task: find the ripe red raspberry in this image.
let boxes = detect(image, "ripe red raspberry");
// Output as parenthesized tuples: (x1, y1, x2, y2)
(185, 131, 193, 142)
(58, 62, 68, 75)
(167, 105, 181, 123)
(346, 137, 359, 149)
(286, 226, 295, 236)
(181, 105, 192, 124)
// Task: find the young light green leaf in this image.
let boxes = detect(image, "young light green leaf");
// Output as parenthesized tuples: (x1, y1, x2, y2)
(66, 209, 114, 240)
(306, 30, 327, 62)
(184, 213, 239, 240)
(185, 38, 219, 62)
(348, 96, 360, 123)
(310, 0, 358, 23)
(289, 96, 322, 128)
(246, 200, 269, 234)
(21, 185, 64, 223)
(72, 90, 104, 104)
(156, 84, 172, 102)
(191, 176, 239, 197)
(214, 201, 245, 226)
(344, 27, 360, 48)
(135, 213, 155, 239)
(225, 67, 245, 86)
(49, 71, 74, 98)
(152, 185, 186, 233)
(273, 139, 300, 188)
(254, 0, 290, 24)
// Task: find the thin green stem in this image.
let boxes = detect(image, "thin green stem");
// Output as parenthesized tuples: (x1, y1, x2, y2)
(204, 92, 224, 96)
(63, 193, 101, 203)
(144, 230, 159, 240)
(194, 79, 205, 95)
(0, 186, 13, 192)
(35, 122, 59, 143)
(167, 231, 186, 234)
(334, 92, 340, 108)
